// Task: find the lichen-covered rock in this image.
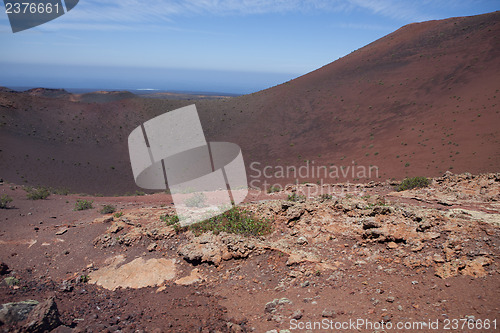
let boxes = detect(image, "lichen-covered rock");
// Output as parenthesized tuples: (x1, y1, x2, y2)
(0, 300, 39, 325)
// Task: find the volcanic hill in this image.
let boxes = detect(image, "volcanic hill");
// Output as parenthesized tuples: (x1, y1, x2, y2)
(0, 12, 499, 195)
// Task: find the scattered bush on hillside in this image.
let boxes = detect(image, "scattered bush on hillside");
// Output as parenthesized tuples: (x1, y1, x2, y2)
(396, 177, 430, 192)
(189, 206, 272, 237)
(99, 204, 116, 214)
(318, 194, 333, 200)
(160, 214, 180, 226)
(0, 195, 13, 209)
(267, 185, 281, 194)
(74, 199, 93, 211)
(25, 187, 50, 200)
(287, 193, 306, 202)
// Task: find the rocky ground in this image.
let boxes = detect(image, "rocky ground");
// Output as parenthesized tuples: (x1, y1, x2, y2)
(0, 172, 499, 332)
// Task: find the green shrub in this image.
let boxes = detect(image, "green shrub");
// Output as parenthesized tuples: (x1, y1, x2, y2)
(79, 275, 89, 283)
(74, 199, 93, 211)
(25, 187, 50, 200)
(318, 193, 333, 200)
(160, 214, 180, 226)
(267, 185, 281, 193)
(185, 193, 206, 208)
(396, 177, 430, 191)
(189, 206, 272, 237)
(113, 212, 124, 218)
(287, 193, 306, 202)
(0, 195, 13, 209)
(99, 204, 116, 214)
(51, 187, 70, 195)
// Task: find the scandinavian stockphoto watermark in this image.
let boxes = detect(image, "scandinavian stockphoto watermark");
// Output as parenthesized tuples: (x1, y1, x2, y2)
(290, 318, 497, 331)
(249, 160, 379, 195)
(128, 104, 248, 227)
(3, 0, 79, 33)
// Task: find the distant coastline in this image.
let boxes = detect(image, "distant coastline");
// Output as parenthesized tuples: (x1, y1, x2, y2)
(6, 86, 241, 98)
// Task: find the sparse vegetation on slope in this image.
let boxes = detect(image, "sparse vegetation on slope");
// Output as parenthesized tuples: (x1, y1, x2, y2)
(0, 195, 13, 209)
(189, 206, 273, 237)
(99, 204, 116, 214)
(75, 199, 93, 211)
(160, 214, 180, 226)
(396, 176, 431, 191)
(25, 186, 50, 200)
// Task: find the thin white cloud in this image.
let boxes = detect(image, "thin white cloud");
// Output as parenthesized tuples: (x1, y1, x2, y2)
(6, 0, 487, 32)
(336, 22, 394, 31)
(347, 0, 477, 21)
(50, 0, 352, 25)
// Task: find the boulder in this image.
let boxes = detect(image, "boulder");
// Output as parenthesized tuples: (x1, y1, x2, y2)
(0, 300, 39, 325)
(23, 297, 62, 333)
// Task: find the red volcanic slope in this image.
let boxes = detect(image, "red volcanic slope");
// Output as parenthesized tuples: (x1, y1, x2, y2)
(0, 12, 499, 194)
(200, 11, 500, 187)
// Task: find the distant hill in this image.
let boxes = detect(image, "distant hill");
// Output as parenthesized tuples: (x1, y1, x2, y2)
(25, 88, 70, 98)
(199, 11, 500, 186)
(72, 90, 137, 103)
(0, 12, 498, 194)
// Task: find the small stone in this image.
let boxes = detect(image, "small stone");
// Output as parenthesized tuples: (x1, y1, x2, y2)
(362, 218, 381, 229)
(301, 281, 310, 288)
(3, 277, 19, 286)
(94, 216, 113, 224)
(411, 242, 424, 252)
(417, 221, 432, 232)
(297, 236, 308, 245)
(264, 300, 278, 313)
(397, 305, 403, 311)
(278, 298, 292, 305)
(291, 309, 303, 320)
(386, 296, 395, 303)
(426, 232, 441, 240)
(321, 309, 335, 318)
(55, 228, 68, 235)
(0, 263, 9, 275)
(147, 243, 157, 252)
(227, 322, 244, 333)
(108, 222, 124, 234)
(433, 254, 445, 263)
(386, 241, 398, 249)
(59, 280, 73, 292)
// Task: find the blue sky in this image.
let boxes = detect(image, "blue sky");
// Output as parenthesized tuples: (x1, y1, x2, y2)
(0, 1, 498, 94)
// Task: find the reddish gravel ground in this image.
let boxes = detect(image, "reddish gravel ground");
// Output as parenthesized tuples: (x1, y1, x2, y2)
(1, 173, 499, 332)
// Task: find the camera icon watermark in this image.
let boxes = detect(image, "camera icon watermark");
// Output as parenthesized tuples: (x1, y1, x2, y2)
(128, 104, 248, 227)
(3, 0, 79, 33)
